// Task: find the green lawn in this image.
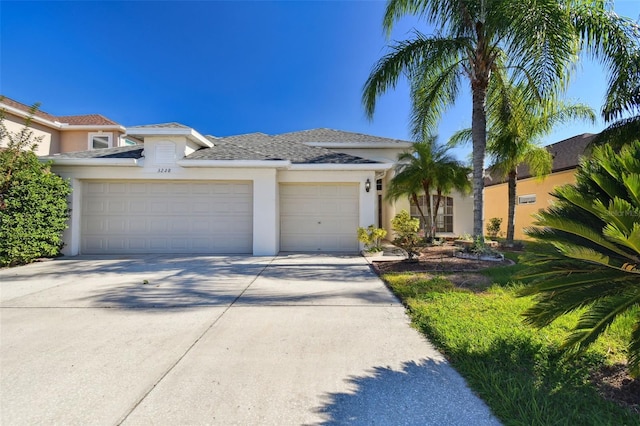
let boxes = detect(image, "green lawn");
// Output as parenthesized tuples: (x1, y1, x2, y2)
(383, 258, 639, 425)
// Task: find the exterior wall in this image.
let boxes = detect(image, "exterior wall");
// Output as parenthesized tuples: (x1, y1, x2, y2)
(60, 130, 125, 153)
(1, 111, 60, 155)
(484, 169, 577, 240)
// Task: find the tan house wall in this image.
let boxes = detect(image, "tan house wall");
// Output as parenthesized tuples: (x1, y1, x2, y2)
(484, 169, 577, 240)
(59, 130, 125, 153)
(1, 111, 60, 155)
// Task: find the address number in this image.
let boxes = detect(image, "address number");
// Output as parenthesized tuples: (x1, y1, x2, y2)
(157, 168, 172, 173)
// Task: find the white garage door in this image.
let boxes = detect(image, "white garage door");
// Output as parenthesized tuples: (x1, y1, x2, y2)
(81, 181, 253, 254)
(280, 183, 359, 252)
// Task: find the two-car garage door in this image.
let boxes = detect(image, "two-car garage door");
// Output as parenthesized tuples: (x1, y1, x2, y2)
(81, 181, 253, 254)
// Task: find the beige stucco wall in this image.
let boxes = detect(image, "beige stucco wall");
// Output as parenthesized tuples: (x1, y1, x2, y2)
(1, 111, 60, 155)
(484, 169, 577, 240)
(59, 130, 124, 153)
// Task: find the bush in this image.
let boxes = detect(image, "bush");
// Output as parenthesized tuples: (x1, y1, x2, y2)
(357, 225, 387, 252)
(486, 217, 502, 238)
(391, 210, 420, 259)
(0, 106, 71, 266)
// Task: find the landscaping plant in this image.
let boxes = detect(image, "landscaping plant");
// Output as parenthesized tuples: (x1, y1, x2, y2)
(521, 140, 640, 376)
(0, 105, 71, 266)
(486, 217, 502, 238)
(391, 210, 420, 260)
(357, 225, 387, 253)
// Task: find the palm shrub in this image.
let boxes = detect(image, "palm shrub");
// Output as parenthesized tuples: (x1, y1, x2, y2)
(520, 140, 640, 375)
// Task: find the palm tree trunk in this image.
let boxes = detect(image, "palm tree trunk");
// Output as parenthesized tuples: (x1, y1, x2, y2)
(432, 191, 442, 239)
(471, 81, 488, 240)
(411, 193, 428, 229)
(422, 182, 433, 239)
(506, 168, 517, 245)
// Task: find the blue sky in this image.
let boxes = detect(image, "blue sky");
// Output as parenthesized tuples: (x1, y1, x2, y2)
(1, 1, 638, 161)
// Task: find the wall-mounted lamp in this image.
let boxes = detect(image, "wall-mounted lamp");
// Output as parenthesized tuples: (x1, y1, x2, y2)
(365, 178, 371, 193)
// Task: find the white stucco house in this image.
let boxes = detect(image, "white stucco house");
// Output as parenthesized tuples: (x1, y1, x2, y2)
(43, 124, 473, 256)
(3, 96, 473, 256)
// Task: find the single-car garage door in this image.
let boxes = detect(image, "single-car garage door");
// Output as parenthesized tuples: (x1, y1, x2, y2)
(81, 181, 253, 254)
(280, 183, 359, 252)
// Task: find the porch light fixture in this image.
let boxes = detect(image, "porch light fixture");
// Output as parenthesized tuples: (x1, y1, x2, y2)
(365, 178, 371, 192)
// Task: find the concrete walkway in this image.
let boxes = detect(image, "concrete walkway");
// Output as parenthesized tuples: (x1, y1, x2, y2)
(0, 254, 500, 425)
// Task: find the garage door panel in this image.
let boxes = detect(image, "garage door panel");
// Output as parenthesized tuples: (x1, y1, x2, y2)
(280, 184, 358, 252)
(81, 181, 253, 254)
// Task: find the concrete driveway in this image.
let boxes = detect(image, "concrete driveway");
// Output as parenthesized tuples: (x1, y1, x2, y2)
(0, 254, 500, 425)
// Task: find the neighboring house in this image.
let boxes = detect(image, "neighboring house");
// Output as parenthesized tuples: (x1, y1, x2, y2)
(484, 133, 595, 240)
(0, 96, 130, 156)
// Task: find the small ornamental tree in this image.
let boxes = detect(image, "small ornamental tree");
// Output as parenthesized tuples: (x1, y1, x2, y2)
(357, 225, 387, 253)
(0, 105, 71, 266)
(391, 210, 420, 260)
(486, 217, 503, 238)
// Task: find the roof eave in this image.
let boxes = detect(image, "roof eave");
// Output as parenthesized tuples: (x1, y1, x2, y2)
(289, 163, 393, 171)
(126, 127, 213, 148)
(43, 158, 139, 166)
(60, 124, 126, 132)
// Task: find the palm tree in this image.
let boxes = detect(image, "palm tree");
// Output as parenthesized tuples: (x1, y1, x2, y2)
(453, 80, 596, 244)
(386, 137, 471, 239)
(520, 141, 640, 376)
(594, 49, 640, 149)
(363, 0, 637, 239)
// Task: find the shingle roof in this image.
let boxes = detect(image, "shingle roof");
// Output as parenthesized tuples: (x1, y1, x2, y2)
(1, 95, 121, 127)
(57, 114, 119, 126)
(485, 133, 596, 186)
(276, 128, 411, 145)
(44, 145, 144, 159)
(189, 133, 379, 164)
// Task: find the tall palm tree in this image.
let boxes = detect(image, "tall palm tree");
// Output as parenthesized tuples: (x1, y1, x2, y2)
(456, 80, 596, 244)
(363, 0, 637, 239)
(594, 49, 640, 149)
(386, 137, 471, 239)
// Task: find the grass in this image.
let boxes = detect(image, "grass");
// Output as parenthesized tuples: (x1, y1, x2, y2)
(382, 259, 639, 425)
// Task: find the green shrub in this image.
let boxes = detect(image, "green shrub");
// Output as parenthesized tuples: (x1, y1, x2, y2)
(391, 210, 420, 259)
(486, 217, 502, 238)
(0, 106, 71, 266)
(357, 225, 387, 252)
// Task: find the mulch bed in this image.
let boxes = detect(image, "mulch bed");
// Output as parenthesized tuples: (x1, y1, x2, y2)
(372, 245, 512, 274)
(371, 244, 640, 415)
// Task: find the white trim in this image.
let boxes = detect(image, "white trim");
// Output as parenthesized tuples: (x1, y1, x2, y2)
(126, 127, 213, 148)
(177, 159, 291, 168)
(44, 158, 139, 166)
(0, 103, 126, 132)
(88, 132, 113, 150)
(303, 142, 413, 149)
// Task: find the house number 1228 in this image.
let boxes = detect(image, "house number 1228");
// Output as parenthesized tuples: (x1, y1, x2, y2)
(157, 168, 171, 173)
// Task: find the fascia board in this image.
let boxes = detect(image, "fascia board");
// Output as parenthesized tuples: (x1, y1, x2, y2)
(126, 127, 213, 148)
(43, 158, 139, 166)
(60, 124, 126, 132)
(1, 104, 62, 129)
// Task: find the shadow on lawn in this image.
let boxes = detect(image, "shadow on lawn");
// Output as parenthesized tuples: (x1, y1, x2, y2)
(414, 331, 640, 425)
(312, 359, 500, 426)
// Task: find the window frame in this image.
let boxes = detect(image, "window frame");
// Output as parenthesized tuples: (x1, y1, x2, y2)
(518, 194, 537, 205)
(88, 132, 113, 150)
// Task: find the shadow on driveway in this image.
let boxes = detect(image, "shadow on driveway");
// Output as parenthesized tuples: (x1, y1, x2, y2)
(313, 359, 500, 425)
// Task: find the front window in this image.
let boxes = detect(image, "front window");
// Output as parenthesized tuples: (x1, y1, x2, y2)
(409, 194, 454, 233)
(88, 132, 113, 150)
